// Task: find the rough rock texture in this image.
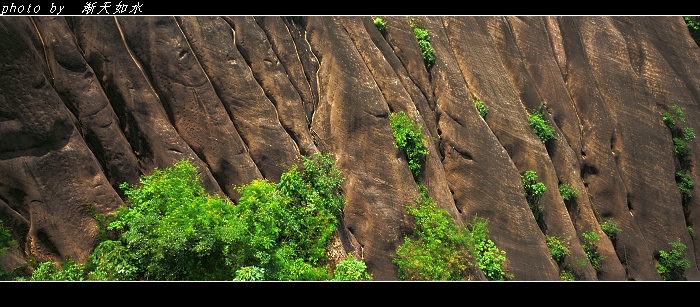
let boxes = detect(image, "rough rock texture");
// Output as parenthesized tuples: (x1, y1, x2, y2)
(1, 16, 700, 281)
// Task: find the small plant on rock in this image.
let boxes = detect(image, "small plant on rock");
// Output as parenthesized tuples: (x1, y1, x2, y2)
(558, 183, 580, 201)
(600, 219, 622, 242)
(656, 241, 691, 281)
(528, 105, 557, 144)
(373, 17, 387, 35)
(546, 235, 570, 264)
(410, 22, 436, 69)
(390, 111, 429, 182)
(521, 170, 547, 223)
(475, 99, 489, 119)
(581, 231, 603, 271)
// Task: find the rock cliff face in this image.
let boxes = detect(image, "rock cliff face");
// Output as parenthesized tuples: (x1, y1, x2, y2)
(1, 16, 700, 281)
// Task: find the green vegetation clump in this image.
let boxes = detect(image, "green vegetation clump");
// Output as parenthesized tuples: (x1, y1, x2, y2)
(600, 219, 622, 242)
(18, 153, 370, 281)
(373, 17, 387, 35)
(656, 241, 691, 281)
(528, 106, 557, 144)
(332, 253, 371, 281)
(546, 235, 570, 264)
(581, 231, 603, 271)
(558, 183, 580, 201)
(0, 220, 15, 280)
(475, 99, 489, 119)
(560, 269, 575, 281)
(393, 185, 510, 281)
(684, 16, 700, 47)
(521, 170, 547, 223)
(390, 111, 429, 182)
(410, 23, 436, 69)
(676, 170, 694, 202)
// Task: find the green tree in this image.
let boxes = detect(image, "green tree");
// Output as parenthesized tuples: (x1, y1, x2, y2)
(410, 23, 436, 69)
(521, 170, 547, 223)
(373, 17, 387, 35)
(656, 241, 691, 281)
(528, 105, 557, 144)
(394, 185, 510, 281)
(332, 253, 371, 281)
(390, 111, 429, 182)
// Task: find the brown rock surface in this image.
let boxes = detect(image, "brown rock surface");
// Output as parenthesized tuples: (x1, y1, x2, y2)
(1, 15, 700, 281)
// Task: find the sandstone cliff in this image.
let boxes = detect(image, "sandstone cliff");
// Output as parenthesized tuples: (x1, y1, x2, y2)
(1, 16, 700, 281)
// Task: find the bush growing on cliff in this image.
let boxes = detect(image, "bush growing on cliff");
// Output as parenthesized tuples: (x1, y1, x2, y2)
(521, 170, 547, 223)
(390, 111, 429, 182)
(600, 219, 622, 242)
(558, 183, 580, 201)
(656, 241, 691, 281)
(373, 17, 387, 35)
(19, 153, 367, 281)
(581, 231, 603, 271)
(410, 23, 436, 69)
(394, 185, 510, 280)
(475, 99, 489, 119)
(546, 235, 570, 264)
(528, 105, 557, 144)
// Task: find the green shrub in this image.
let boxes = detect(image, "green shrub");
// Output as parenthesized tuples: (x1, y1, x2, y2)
(676, 170, 694, 201)
(468, 216, 511, 281)
(0, 219, 14, 257)
(521, 170, 547, 221)
(332, 253, 371, 281)
(28, 153, 347, 281)
(475, 99, 489, 118)
(528, 106, 557, 144)
(394, 185, 511, 281)
(656, 241, 691, 281)
(688, 226, 695, 238)
(684, 16, 700, 47)
(546, 235, 570, 264)
(558, 183, 580, 201)
(560, 268, 575, 281)
(600, 219, 622, 242)
(390, 111, 429, 182)
(234, 266, 266, 281)
(410, 23, 436, 69)
(581, 231, 603, 271)
(393, 184, 470, 280)
(373, 17, 387, 35)
(20, 259, 86, 281)
(663, 104, 686, 129)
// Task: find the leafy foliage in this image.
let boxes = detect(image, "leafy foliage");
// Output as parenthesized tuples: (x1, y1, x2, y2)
(558, 183, 580, 201)
(600, 219, 622, 242)
(656, 241, 691, 281)
(676, 170, 694, 202)
(468, 216, 511, 281)
(234, 266, 266, 281)
(19, 259, 86, 281)
(390, 111, 429, 182)
(21, 153, 353, 281)
(394, 185, 510, 281)
(394, 184, 469, 280)
(475, 99, 489, 119)
(332, 253, 372, 281)
(546, 235, 570, 264)
(0, 219, 14, 257)
(684, 16, 700, 47)
(373, 17, 387, 35)
(663, 104, 686, 129)
(521, 170, 547, 223)
(528, 106, 557, 144)
(581, 231, 603, 271)
(410, 23, 436, 69)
